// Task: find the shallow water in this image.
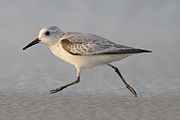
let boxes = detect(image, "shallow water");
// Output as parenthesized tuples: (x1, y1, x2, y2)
(0, 0, 180, 120)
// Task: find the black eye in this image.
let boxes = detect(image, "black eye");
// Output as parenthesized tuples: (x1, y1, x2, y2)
(45, 31, 50, 36)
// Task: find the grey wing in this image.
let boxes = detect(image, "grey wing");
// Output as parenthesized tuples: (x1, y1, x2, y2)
(60, 32, 151, 56)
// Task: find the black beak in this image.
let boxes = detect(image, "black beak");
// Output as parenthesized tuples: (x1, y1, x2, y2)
(23, 38, 40, 50)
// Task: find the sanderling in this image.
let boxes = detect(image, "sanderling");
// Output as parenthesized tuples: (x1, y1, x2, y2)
(23, 26, 151, 97)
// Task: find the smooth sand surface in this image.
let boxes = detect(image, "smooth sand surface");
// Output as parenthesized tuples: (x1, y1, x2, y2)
(0, 91, 180, 120)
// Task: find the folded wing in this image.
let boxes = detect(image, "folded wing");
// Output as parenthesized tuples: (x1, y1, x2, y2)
(60, 32, 151, 56)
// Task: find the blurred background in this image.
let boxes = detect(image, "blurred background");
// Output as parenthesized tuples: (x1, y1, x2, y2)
(0, 0, 180, 120)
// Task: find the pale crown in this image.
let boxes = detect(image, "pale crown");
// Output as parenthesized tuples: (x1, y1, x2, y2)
(38, 26, 64, 46)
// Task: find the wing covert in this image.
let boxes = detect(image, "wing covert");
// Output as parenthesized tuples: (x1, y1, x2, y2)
(60, 32, 151, 56)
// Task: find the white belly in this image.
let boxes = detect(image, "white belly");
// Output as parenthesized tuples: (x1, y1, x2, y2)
(49, 45, 131, 69)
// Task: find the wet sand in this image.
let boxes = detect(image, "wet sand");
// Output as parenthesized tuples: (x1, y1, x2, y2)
(0, 90, 180, 120)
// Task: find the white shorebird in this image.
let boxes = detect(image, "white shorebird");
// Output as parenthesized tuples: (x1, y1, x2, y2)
(23, 26, 151, 97)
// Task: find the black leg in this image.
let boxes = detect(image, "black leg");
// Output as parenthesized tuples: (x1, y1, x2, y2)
(50, 76, 80, 94)
(108, 64, 137, 97)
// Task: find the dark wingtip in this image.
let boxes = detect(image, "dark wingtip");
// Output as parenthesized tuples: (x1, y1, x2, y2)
(22, 47, 26, 50)
(139, 49, 152, 53)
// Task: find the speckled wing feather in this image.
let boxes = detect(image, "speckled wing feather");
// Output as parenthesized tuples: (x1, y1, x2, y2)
(60, 32, 151, 56)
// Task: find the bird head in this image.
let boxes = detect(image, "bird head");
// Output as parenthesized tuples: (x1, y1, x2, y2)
(23, 26, 64, 50)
